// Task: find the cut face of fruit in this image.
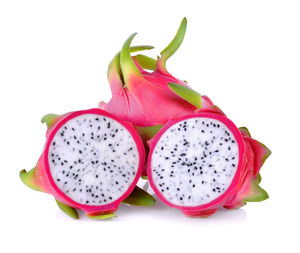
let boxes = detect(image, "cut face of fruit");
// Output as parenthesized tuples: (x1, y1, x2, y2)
(44, 109, 144, 210)
(148, 113, 244, 209)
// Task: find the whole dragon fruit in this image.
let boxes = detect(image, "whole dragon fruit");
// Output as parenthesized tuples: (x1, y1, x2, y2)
(20, 108, 155, 219)
(99, 18, 213, 127)
(147, 99, 271, 217)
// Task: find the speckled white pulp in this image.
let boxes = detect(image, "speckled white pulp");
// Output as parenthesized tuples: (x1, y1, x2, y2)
(151, 117, 239, 206)
(48, 114, 139, 205)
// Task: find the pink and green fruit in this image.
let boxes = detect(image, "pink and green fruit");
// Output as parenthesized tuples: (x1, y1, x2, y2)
(20, 18, 270, 219)
(99, 18, 213, 128)
(20, 109, 155, 219)
(147, 105, 270, 217)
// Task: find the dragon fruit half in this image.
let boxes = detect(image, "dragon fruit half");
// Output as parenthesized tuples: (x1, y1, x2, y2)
(147, 102, 271, 217)
(20, 108, 155, 219)
(99, 18, 213, 128)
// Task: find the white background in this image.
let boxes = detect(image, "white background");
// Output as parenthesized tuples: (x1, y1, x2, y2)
(0, 0, 299, 252)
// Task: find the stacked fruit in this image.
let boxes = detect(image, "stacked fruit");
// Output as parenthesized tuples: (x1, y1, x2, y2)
(20, 18, 270, 219)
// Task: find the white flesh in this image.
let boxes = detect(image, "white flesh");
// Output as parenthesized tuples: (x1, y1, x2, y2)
(48, 114, 139, 205)
(151, 117, 239, 206)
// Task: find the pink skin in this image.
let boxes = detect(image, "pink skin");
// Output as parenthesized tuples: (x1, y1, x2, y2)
(30, 109, 145, 216)
(147, 111, 270, 217)
(224, 128, 271, 209)
(100, 58, 214, 127)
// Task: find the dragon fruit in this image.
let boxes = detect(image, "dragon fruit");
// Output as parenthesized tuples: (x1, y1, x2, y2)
(147, 102, 271, 217)
(20, 18, 270, 219)
(20, 108, 155, 219)
(99, 18, 213, 127)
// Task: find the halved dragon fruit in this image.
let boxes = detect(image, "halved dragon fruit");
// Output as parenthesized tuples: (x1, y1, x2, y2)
(20, 108, 155, 219)
(147, 108, 271, 217)
(99, 18, 213, 128)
